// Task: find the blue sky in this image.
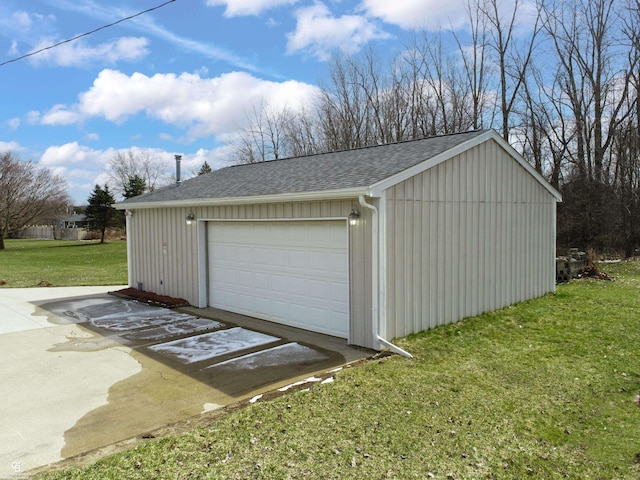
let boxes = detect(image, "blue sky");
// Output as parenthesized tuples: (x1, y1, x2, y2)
(1, 0, 481, 204)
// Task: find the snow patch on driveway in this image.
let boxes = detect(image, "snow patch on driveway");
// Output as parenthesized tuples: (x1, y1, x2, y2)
(149, 327, 279, 364)
(122, 318, 224, 341)
(205, 342, 329, 370)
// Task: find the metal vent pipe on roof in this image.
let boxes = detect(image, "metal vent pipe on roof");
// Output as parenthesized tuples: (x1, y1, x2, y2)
(175, 154, 182, 185)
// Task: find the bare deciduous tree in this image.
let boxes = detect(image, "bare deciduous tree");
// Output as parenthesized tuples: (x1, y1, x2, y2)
(107, 150, 170, 198)
(0, 151, 69, 250)
(612, 0, 640, 255)
(542, 0, 635, 182)
(284, 105, 325, 157)
(517, 65, 573, 186)
(231, 100, 293, 164)
(479, 0, 542, 139)
(538, 0, 639, 250)
(409, 32, 477, 135)
(316, 52, 377, 149)
(454, 0, 491, 130)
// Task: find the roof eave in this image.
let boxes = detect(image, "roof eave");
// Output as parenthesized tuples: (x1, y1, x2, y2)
(114, 186, 371, 210)
(368, 130, 562, 202)
(368, 130, 495, 196)
(491, 132, 563, 202)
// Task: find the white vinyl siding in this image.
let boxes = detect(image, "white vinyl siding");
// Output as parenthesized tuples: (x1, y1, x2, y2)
(207, 221, 349, 338)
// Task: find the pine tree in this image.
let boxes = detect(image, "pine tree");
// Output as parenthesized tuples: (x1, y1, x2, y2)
(198, 161, 212, 176)
(123, 175, 147, 199)
(85, 184, 117, 244)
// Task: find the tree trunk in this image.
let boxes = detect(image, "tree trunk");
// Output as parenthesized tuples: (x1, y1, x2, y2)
(0, 233, 5, 251)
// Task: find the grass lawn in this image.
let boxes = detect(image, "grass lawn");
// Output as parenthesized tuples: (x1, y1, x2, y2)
(0, 239, 127, 287)
(37, 261, 640, 479)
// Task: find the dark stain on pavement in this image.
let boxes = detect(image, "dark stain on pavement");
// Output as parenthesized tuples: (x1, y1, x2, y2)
(36, 293, 358, 460)
(39, 295, 348, 397)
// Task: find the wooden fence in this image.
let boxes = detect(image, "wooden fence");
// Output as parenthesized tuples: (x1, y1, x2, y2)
(16, 226, 95, 241)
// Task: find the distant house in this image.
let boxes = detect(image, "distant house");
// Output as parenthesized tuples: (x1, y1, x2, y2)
(58, 213, 88, 229)
(116, 130, 561, 351)
(16, 212, 90, 240)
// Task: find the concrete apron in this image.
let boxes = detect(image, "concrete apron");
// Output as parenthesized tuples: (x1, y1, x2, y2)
(0, 287, 371, 478)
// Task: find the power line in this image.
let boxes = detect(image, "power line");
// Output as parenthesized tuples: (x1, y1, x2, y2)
(0, 0, 177, 68)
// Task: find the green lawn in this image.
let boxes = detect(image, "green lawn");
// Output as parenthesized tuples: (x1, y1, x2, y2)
(0, 239, 127, 287)
(36, 261, 640, 479)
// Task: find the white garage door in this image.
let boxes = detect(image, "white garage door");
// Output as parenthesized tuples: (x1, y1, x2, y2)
(207, 221, 349, 338)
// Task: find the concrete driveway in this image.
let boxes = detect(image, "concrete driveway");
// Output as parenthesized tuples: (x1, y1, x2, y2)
(0, 287, 370, 477)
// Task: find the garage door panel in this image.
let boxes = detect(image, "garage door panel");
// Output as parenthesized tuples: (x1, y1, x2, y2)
(307, 279, 329, 299)
(329, 283, 349, 303)
(330, 252, 349, 272)
(212, 245, 231, 262)
(308, 252, 328, 272)
(238, 246, 253, 261)
(208, 221, 349, 338)
(288, 249, 306, 268)
(253, 297, 270, 315)
(271, 274, 290, 293)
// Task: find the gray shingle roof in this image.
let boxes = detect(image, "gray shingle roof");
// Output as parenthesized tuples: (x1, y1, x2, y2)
(121, 130, 489, 205)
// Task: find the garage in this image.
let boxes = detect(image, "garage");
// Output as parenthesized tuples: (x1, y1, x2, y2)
(119, 129, 561, 351)
(207, 220, 350, 338)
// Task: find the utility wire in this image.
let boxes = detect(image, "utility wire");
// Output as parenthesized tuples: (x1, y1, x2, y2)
(0, 0, 176, 68)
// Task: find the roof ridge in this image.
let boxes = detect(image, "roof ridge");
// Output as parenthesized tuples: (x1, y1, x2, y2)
(227, 129, 489, 169)
(119, 128, 499, 206)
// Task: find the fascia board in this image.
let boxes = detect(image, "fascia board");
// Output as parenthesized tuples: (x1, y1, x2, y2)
(490, 132, 563, 202)
(368, 131, 495, 197)
(113, 187, 369, 210)
(369, 130, 562, 202)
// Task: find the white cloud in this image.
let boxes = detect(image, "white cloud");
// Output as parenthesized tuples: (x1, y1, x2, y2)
(185, 147, 232, 175)
(26, 111, 42, 125)
(6, 118, 20, 130)
(287, 3, 392, 61)
(38, 104, 84, 126)
(206, 0, 300, 17)
(39, 142, 109, 167)
(38, 143, 160, 203)
(0, 140, 22, 152)
(11, 11, 35, 29)
(0, 11, 55, 35)
(29, 36, 149, 67)
(36, 141, 235, 204)
(38, 142, 113, 203)
(36, 69, 321, 142)
(8, 40, 19, 56)
(360, 0, 468, 30)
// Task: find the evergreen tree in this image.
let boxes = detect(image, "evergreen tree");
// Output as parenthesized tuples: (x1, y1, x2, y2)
(123, 174, 147, 199)
(85, 184, 117, 244)
(198, 161, 212, 176)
